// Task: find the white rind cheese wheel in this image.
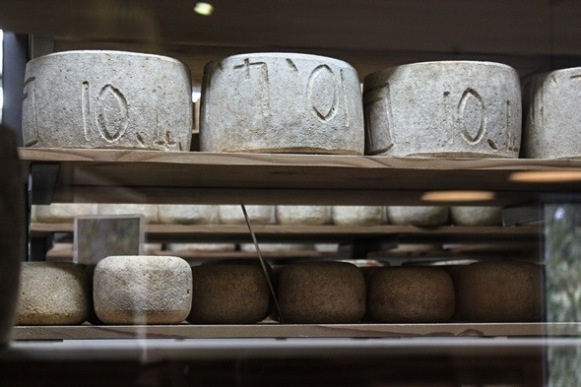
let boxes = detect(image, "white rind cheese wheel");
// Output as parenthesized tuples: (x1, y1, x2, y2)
(158, 204, 219, 224)
(34, 203, 98, 223)
(22, 50, 192, 151)
(522, 67, 581, 158)
(93, 255, 192, 324)
(218, 205, 275, 225)
(276, 205, 332, 225)
(200, 52, 364, 154)
(332, 206, 386, 226)
(364, 61, 521, 158)
(387, 206, 449, 227)
(450, 206, 503, 226)
(17, 262, 90, 325)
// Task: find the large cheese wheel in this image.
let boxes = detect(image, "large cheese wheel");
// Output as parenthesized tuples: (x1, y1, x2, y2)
(367, 267, 455, 323)
(455, 261, 542, 322)
(188, 261, 271, 324)
(98, 204, 159, 223)
(22, 50, 192, 151)
(17, 262, 90, 325)
(522, 67, 581, 158)
(93, 255, 192, 324)
(276, 262, 366, 323)
(364, 61, 521, 158)
(200, 53, 364, 154)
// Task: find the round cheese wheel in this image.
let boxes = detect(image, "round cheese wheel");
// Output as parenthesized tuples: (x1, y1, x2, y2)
(276, 261, 366, 323)
(188, 261, 271, 324)
(450, 206, 502, 226)
(98, 204, 159, 224)
(17, 262, 90, 325)
(455, 261, 542, 322)
(34, 203, 98, 223)
(200, 52, 364, 154)
(522, 67, 581, 158)
(158, 204, 219, 224)
(22, 50, 192, 151)
(218, 205, 275, 225)
(93, 255, 192, 324)
(364, 61, 521, 158)
(332, 206, 386, 226)
(367, 267, 455, 323)
(276, 205, 332, 225)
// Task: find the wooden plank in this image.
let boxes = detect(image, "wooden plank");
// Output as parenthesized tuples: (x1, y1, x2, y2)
(18, 149, 581, 205)
(13, 322, 579, 341)
(30, 223, 541, 244)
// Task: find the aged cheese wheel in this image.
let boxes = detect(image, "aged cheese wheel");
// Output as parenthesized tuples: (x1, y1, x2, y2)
(367, 267, 455, 323)
(522, 67, 581, 158)
(387, 206, 449, 226)
(240, 243, 310, 253)
(17, 262, 90, 325)
(0, 126, 25, 344)
(450, 206, 503, 226)
(22, 50, 192, 151)
(455, 261, 542, 322)
(218, 205, 275, 225)
(277, 262, 366, 323)
(34, 203, 98, 223)
(276, 205, 332, 225)
(93, 255, 192, 324)
(364, 61, 521, 158)
(188, 261, 270, 324)
(98, 204, 159, 223)
(167, 243, 237, 252)
(158, 204, 219, 224)
(200, 52, 364, 154)
(332, 206, 386, 226)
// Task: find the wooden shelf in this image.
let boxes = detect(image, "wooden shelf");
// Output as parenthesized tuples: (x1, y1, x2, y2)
(19, 148, 581, 206)
(30, 222, 541, 244)
(12, 322, 580, 341)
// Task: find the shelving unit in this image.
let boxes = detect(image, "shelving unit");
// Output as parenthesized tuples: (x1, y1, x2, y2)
(4, 1, 581, 384)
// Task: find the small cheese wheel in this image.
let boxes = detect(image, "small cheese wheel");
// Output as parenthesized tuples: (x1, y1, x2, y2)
(218, 205, 275, 225)
(367, 267, 455, 323)
(277, 262, 365, 323)
(158, 204, 219, 224)
(276, 205, 332, 225)
(93, 255, 192, 324)
(34, 203, 98, 223)
(450, 206, 502, 226)
(98, 204, 159, 223)
(188, 261, 271, 324)
(17, 262, 90, 325)
(455, 261, 542, 322)
(387, 206, 449, 226)
(332, 206, 386, 226)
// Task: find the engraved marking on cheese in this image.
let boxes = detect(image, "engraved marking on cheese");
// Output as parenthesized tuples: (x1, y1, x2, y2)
(96, 84, 129, 142)
(136, 133, 146, 147)
(307, 64, 338, 122)
(443, 91, 453, 145)
(458, 88, 486, 145)
(340, 69, 350, 128)
(234, 58, 271, 118)
(81, 81, 91, 141)
(363, 82, 395, 153)
(23, 76, 39, 146)
(286, 58, 298, 72)
(505, 99, 518, 152)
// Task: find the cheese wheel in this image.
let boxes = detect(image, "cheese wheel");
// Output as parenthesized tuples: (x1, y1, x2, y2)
(34, 203, 98, 223)
(332, 206, 386, 226)
(218, 205, 275, 225)
(364, 61, 521, 158)
(455, 261, 542, 322)
(17, 262, 90, 325)
(200, 52, 364, 154)
(22, 50, 192, 151)
(98, 204, 159, 224)
(158, 204, 219, 224)
(450, 206, 502, 226)
(277, 262, 366, 323)
(93, 255, 192, 324)
(188, 261, 270, 324)
(367, 267, 455, 323)
(276, 205, 332, 225)
(387, 206, 449, 226)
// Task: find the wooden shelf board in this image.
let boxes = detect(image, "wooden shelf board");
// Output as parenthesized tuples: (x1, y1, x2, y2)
(20, 148, 581, 206)
(30, 222, 541, 244)
(12, 323, 581, 341)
